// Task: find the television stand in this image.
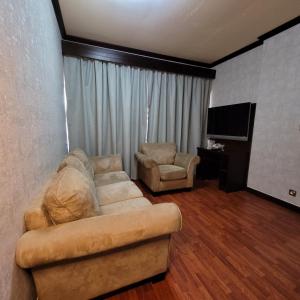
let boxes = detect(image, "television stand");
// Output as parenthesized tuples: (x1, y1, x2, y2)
(197, 147, 250, 192)
(197, 103, 256, 192)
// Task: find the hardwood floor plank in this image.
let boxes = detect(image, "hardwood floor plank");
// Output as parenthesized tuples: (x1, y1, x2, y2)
(105, 180, 300, 299)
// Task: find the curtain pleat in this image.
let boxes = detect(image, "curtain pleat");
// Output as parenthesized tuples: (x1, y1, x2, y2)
(64, 56, 212, 178)
(64, 57, 148, 178)
(147, 72, 212, 154)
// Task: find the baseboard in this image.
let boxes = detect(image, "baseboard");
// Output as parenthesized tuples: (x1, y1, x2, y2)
(246, 187, 300, 212)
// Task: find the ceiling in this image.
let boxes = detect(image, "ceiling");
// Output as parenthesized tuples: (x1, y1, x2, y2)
(58, 0, 300, 64)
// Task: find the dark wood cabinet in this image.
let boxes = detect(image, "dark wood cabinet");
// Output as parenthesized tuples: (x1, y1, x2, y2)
(197, 103, 256, 192)
(196, 148, 223, 180)
(197, 147, 250, 192)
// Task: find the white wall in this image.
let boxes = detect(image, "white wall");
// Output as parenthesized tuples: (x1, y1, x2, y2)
(211, 24, 300, 207)
(0, 1, 67, 299)
(211, 46, 263, 107)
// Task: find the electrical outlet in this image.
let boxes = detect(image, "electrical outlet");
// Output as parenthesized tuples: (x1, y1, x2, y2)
(289, 189, 297, 197)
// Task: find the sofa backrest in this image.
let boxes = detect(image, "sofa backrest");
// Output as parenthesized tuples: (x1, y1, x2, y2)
(140, 143, 176, 165)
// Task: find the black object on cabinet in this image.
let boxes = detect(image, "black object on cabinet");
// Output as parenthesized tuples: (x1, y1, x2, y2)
(197, 103, 256, 192)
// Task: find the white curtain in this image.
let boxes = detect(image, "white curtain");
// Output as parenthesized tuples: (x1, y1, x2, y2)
(147, 71, 211, 153)
(64, 56, 212, 177)
(64, 57, 148, 178)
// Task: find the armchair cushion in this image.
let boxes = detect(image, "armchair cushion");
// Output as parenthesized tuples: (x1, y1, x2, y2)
(140, 143, 176, 165)
(44, 167, 98, 224)
(16, 203, 182, 269)
(158, 165, 187, 181)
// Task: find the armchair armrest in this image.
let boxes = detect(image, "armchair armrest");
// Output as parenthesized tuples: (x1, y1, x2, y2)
(16, 203, 182, 269)
(135, 152, 157, 168)
(174, 153, 200, 171)
(89, 154, 123, 174)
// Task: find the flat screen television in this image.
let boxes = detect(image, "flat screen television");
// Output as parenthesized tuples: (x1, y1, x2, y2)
(207, 102, 252, 141)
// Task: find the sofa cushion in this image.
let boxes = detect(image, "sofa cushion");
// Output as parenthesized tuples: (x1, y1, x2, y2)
(158, 165, 187, 181)
(99, 197, 152, 215)
(90, 154, 123, 174)
(94, 171, 130, 187)
(44, 167, 98, 224)
(141, 143, 176, 165)
(96, 181, 143, 206)
(24, 176, 55, 231)
(58, 155, 98, 207)
(57, 155, 93, 181)
(70, 148, 94, 178)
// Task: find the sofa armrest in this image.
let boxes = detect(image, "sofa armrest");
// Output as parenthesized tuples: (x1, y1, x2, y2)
(89, 154, 123, 174)
(16, 203, 182, 269)
(174, 153, 200, 173)
(135, 152, 157, 168)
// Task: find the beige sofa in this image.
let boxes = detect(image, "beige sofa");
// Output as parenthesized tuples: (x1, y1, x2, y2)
(135, 143, 200, 192)
(15, 149, 182, 300)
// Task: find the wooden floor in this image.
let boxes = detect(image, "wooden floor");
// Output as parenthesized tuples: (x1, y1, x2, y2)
(107, 180, 300, 300)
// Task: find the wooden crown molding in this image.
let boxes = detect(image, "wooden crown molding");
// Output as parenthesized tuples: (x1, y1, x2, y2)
(51, 0, 299, 71)
(211, 40, 264, 67)
(62, 40, 216, 78)
(258, 15, 300, 40)
(211, 16, 300, 67)
(51, 0, 66, 38)
(64, 35, 211, 69)
(51, 0, 215, 79)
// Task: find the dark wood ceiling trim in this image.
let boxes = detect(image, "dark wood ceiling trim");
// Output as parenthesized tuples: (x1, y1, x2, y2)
(52, 0, 299, 71)
(210, 40, 263, 67)
(258, 16, 300, 41)
(66, 35, 211, 68)
(62, 40, 216, 79)
(51, 0, 66, 38)
(52, 0, 212, 69)
(212, 16, 300, 67)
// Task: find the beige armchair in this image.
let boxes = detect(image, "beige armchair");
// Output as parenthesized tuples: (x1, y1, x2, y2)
(135, 143, 200, 192)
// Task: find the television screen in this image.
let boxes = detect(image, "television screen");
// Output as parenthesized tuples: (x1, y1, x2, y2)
(207, 102, 251, 141)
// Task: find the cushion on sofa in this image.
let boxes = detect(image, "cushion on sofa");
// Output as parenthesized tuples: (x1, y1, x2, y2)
(70, 148, 94, 178)
(158, 165, 187, 181)
(24, 176, 55, 231)
(44, 167, 98, 224)
(57, 155, 93, 181)
(99, 197, 152, 215)
(94, 171, 130, 187)
(96, 181, 143, 206)
(90, 154, 123, 174)
(140, 143, 176, 165)
(58, 155, 98, 206)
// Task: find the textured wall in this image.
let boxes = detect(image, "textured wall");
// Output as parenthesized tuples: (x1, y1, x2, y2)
(0, 1, 66, 299)
(211, 25, 300, 207)
(248, 25, 300, 207)
(211, 46, 263, 107)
